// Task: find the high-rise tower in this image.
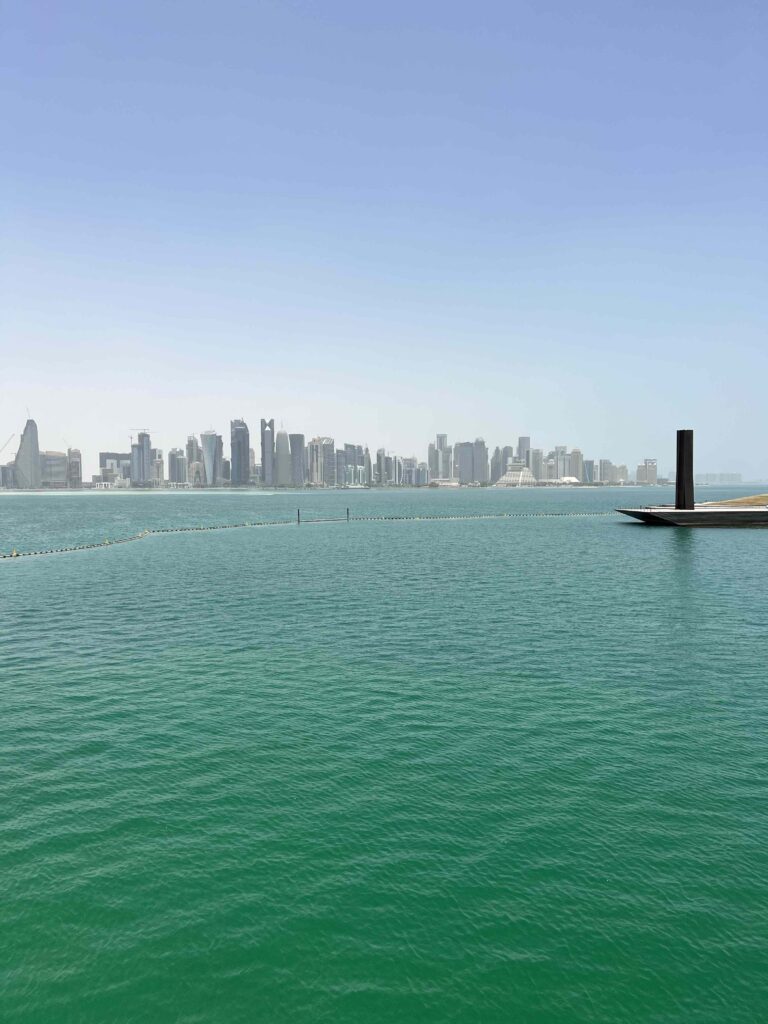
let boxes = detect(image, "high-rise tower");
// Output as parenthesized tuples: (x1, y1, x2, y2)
(201, 431, 223, 486)
(289, 434, 306, 487)
(13, 419, 41, 489)
(275, 430, 292, 487)
(130, 431, 152, 486)
(260, 418, 275, 486)
(230, 419, 250, 486)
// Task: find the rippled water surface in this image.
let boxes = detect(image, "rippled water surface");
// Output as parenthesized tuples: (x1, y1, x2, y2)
(2, 489, 767, 1023)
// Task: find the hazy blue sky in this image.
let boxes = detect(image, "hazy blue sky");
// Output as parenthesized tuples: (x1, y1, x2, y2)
(3, 1, 767, 477)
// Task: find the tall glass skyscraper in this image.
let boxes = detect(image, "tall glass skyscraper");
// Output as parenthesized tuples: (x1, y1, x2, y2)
(230, 419, 250, 486)
(274, 430, 291, 487)
(260, 418, 275, 486)
(201, 431, 223, 487)
(130, 431, 152, 486)
(14, 419, 41, 489)
(289, 434, 306, 487)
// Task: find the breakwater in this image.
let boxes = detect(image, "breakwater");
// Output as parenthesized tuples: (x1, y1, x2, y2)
(0, 509, 618, 560)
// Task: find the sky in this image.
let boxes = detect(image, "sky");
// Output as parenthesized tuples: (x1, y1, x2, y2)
(2, 0, 767, 478)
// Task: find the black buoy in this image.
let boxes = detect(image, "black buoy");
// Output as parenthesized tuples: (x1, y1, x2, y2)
(675, 429, 695, 510)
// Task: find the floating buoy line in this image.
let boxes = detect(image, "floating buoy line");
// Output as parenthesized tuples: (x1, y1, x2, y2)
(1, 509, 618, 560)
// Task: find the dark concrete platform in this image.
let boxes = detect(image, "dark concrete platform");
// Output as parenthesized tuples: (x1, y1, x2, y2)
(617, 504, 768, 527)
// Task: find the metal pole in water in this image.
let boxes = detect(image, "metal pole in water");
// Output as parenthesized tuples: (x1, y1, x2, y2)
(346, 507, 350, 522)
(297, 508, 301, 525)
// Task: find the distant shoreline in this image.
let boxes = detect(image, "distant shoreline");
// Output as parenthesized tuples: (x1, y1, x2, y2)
(4, 483, 766, 497)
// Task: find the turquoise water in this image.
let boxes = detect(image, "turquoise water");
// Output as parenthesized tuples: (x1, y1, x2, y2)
(2, 489, 767, 1023)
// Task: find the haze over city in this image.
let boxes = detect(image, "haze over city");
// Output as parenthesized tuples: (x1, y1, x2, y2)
(3, 0, 767, 476)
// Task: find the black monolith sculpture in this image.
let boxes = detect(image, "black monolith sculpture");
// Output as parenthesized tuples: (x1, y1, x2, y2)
(675, 429, 694, 510)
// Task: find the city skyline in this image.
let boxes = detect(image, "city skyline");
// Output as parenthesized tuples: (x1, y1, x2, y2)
(0, 416, 752, 491)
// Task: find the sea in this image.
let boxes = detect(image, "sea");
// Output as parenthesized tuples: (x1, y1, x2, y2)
(2, 487, 766, 1023)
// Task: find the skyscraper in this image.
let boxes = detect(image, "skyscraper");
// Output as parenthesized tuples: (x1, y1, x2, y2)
(186, 435, 204, 486)
(151, 450, 164, 485)
(201, 430, 223, 486)
(336, 449, 347, 487)
(130, 431, 152, 486)
(376, 448, 387, 486)
(322, 438, 336, 487)
(230, 419, 250, 486)
(289, 433, 306, 486)
(490, 447, 503, 484)
(14, 419, 41, 489)
(66, 449, 82, 489)
(454, 442, 474, 484)
(570, 449, 584, 483)
(260, 418, 275, 486)
(308, 437, 334, 486)
(168, 448, 187, 484)
(636, 459, 658, 485)
(275, 430, 292, 486)
(473, 439, 489, 484)
(436, 433, 452, 478)
(40, 451, 68, 488)
(517, 436, 531, 463)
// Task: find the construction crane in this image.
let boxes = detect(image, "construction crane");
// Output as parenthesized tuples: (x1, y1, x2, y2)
(0, 433, 15, 457)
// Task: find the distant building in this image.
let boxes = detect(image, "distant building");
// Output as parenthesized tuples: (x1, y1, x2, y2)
(168, 448, 187, 484)
(598, 459, 619, 485)
(99, 451, 131, 484)
(289, 433, 306, 486)
(14, 419, 41, 489)
(695, 472, 743, 485)
(529, 449, 544, 481)
(494, 462, 536, 487)
(67, 449, 82, 489)
(517, 436, 531, 463)
(473, 439, 489, 484)
(376, 448, 387, 486)
(583, 459, 595, 484)
(428, 433, 452, 480)
(636, 459, 658, 485)
(570, 449, 584, 484)
(151, 450, 164, 485)
(275, 430, 292, 486)
(321, 438, 336, 486)
(230, 419, 250, 486)
(490, 446, 504, 484)
(454, 442, 474, 484)
(260, 418, 275, 486)
(186, 435, 204, 486)
(454, 439, 488, 484)
(130, 432, 152, 486)
(308, 437, 335, 486)
(201, 430, 223, 486)
(40, 451, 68, 488)
(553, 446, 569, 480)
